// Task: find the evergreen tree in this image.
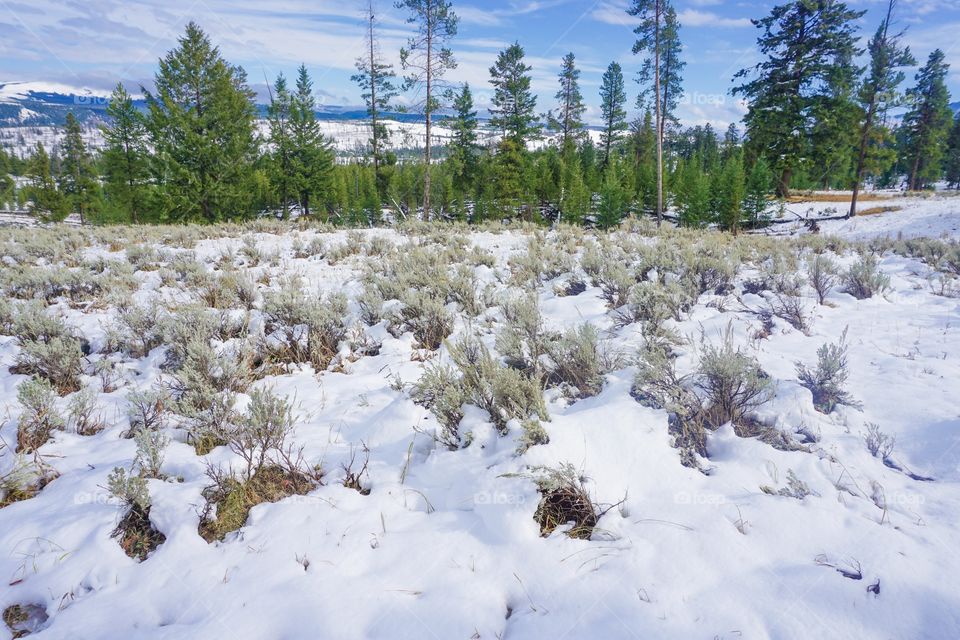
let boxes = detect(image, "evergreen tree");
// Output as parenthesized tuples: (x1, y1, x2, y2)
(559, 151, 589, 224)
(733, 0, 865, 197)
(101, 82, 150, 222)
(629, 0, 684, 225)
(849, 0, 914, 216)
(289, 65, 335, 218)
(675, 157, 710, 227)
(945, 113, 960, 189)
(721, 123, 740, 160)
(447, 83, 479, 194)
(60, 112, 97, 222)
(599, 61, 628, 169)
(396, 0, 458, 218)
(144, 22, 259, 222)
(267, 73, 296, 217)
(489, 42, 539, 145)
(352, 1, 400, 180)
(596, 155, 632, 228)
(25, 143, 68, 221)
(902, 49, 952, 191)
(714, 153, 746, 233)
(742, 156, 773, 224)
(547, 52, 586, 150)
(492, 138, 529, 219)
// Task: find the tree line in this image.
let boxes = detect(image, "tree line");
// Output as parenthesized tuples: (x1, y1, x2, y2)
(2, 0, 960, 228)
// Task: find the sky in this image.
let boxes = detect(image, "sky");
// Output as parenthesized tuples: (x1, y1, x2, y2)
(1, 0, 959, 127)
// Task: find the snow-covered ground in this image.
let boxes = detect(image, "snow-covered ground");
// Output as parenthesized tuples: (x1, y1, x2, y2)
(0, 206, 959, 639)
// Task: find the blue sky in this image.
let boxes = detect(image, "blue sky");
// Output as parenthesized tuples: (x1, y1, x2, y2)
(1, 0, 959, 127)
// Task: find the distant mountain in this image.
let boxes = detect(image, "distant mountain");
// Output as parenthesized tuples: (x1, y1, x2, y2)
(0, 81, 440, 128)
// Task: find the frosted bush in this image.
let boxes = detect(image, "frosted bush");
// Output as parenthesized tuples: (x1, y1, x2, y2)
(545, 324, 615, 399)
(807, 254, 838, 305)
(496, 294, 549, 376)
(449, 334, 547, 435)
(107, 300, 165, 357)
(13, 336, 85, 395)
(864, 423, 895, 460)
(411, 363, 467, 448)
(67, 386, 104, 435)
(262, 282, 348, 369)
(227, 387, 299, 481)
(842, 254, 890, 300)
(107, 467, 150, 510)
(16, 378, 65, 453)
(397, 291, 453, 351)
(133, 427, 169, 479)
(695, 327, 774, 428)
(796, 329, 859, 414)
(127, 389, 169, 435)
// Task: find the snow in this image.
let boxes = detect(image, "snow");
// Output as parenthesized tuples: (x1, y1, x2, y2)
(0, 208, 959, 639)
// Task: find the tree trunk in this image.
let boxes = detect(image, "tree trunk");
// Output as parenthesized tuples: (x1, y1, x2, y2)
(777, 166, 792, 199)
(654, 0, 663, 227)
(423, 8, 433, 221)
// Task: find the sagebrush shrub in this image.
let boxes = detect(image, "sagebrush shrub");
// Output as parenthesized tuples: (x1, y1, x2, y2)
(13, 336, 85, 395)
(496, 294, 549, 376)
(16, 378, 65, 453)
(842, 254, 890, 300)
(398, 291, 453, 350)
(695, 327, 774, 428)
(133, 427, 169, 479)
(796, 329, 859, 413)
(807, 254, 838, 305)
(864, 423, 895, 460)
(262, 282, 348, 369)
(411, 363, 467, 448)
(127, 389, 169, 435)
(449, 334, 547, 434)
(107, 466, 165, 561)
(532, 463, 597, 539)
(67, 386, 104, 435)
(545, 324, 614, 399)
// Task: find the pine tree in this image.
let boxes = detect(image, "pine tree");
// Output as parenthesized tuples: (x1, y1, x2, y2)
(144, 22, 259, 222)
(25, 143, 68, 222)
(733, 0, 865, 197)
(289, 65, 335, 218)
(60, 112, 97, 223)
(447, 83, 479, 194)
(945, 113, 960, 189)
(267, 73, 296, 217)
(715, 153, 746, 233)
(352, 1, 399, 181)
(629, 0, 684, 226)
(492, 138, 529, 219)
(721, 123, 740, 160)
(559, 151, 589, 224)
(547, 52, 586, 151)
(902, 49, 952, 191)
(675, 157, 710, 227)
(849, 0, 914, 217)
(101, 82, 150, 222)
(599, 62, 628, 169)
(596, 155, 632, 229)
(397, 0, 458, 219)
(489, 42, 539, 145)
(742, 156, 773, 225)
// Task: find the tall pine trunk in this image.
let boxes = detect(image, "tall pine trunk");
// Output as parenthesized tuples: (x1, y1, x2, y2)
(654, 0, 663, 227)
(423, 9, 433, 220)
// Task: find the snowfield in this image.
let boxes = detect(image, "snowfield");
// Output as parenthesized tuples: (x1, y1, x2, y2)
(1, 205, 959, 639)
